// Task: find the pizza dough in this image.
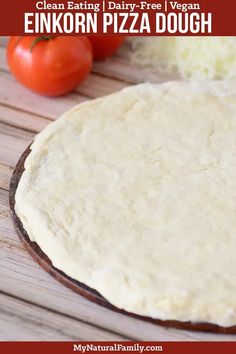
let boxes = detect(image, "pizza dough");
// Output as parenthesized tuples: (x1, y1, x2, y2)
(15, 81, 236, 327)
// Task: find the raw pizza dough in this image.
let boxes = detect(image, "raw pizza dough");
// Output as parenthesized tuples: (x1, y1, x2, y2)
(15, 81, 236, 327)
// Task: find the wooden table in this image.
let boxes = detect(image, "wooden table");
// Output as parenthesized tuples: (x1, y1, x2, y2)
(0, 36, 235, 341)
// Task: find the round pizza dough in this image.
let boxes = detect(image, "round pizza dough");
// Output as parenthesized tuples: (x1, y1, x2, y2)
(15, 81, 236, 327)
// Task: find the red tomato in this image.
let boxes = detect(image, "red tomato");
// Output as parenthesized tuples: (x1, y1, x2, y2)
(88, 36, 126, 61)
(7, 36, 93, 97)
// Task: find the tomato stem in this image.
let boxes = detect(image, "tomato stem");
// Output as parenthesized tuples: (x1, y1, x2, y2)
(30, 36, 55, 52)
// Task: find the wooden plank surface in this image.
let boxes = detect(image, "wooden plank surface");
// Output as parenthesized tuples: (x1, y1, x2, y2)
(0, 292, 126, 341)
(0, 36, 236, 341)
